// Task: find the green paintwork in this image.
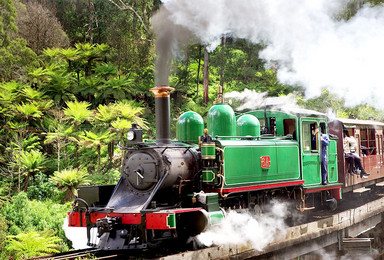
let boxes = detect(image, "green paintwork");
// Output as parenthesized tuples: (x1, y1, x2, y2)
(177, 111, 204, 144)
(208, 211, 224, 225)
(205, 193, 220, 211)
(200, 105, 342, 191)
(301, 119, 322, 185)
(237, 114, 260, 136)
(328, 137, 338, 183)
(202, 169, 216, 182)
(201, 143, 216, 159)
(219, 140, 300, 187)
(207, 103, 236, 139)
(167, 214, 176, 228)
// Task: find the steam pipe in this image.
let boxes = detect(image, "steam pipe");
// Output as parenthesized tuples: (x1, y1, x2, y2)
(150, 86, 175, 145)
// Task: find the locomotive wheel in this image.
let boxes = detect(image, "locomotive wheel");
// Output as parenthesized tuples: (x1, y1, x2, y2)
(326, 198, 337, 211)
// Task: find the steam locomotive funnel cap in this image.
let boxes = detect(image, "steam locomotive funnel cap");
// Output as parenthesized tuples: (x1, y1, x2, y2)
(150, 86, 175, 145)
(150, 85, 174, 97)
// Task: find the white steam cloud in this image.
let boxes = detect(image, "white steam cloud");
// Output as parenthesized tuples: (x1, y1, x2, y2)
(196, 200, 288, 251)
(225, 89, 300, 111)
(153, 0, 384, 107)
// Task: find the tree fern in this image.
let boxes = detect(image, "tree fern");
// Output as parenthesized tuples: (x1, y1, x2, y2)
(64, 100, 93, 125)
(5, 230, 62, 259)
(50, 168, 90, 201)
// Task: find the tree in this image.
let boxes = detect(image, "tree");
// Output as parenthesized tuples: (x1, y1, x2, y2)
(64, 100, 93, 125)
(15, 1, 70, 54)
(0, 0, 17, 47)
(19, 150, 47, 190)
(50, 168, 90, 201)
(203, 46, 209, 104)
(63, 100, 93, 166)
(78, 130, 113, 170)
(0, 38, 37, 81)
(44, 119, 75, 172)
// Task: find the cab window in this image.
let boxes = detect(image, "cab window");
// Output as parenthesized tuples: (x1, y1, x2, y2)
(283, 119, 296, 140)
(302, 122, 318, 152)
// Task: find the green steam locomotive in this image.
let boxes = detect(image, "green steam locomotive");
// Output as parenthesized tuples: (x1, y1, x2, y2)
(67, 86, 343, 250)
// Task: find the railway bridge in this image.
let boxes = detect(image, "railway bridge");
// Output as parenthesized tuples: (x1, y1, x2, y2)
(160, 184, 384, 260)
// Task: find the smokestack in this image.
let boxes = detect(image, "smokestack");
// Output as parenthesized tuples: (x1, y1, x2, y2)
(150, 86, 175, 145)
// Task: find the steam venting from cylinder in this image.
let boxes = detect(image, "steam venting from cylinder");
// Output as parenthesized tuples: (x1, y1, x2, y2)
(150, 86, 175, 145)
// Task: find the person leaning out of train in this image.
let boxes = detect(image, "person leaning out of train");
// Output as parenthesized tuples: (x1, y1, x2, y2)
(343, 130, 370, 179)
(319, 127, 330, 185)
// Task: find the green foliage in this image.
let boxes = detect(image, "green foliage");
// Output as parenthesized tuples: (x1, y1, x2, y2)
(26, 174, 60, 201)
(96, 100, 147, 128)
(299, 89, 345, 114)
(5, 230, 62, 259)
(50, 168, 90, 201)
(0, 192, 70, 237)
(90, 168, 121, 185)
(0, 214, 8, 256)
(64, 100, 93, 125)
(0, 38, 38, 81)
(0, 0, 17, 47)
(15, 102, 43, 118)
(19, 150, 47, 174)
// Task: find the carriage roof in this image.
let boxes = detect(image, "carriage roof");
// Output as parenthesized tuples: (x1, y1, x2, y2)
(336, 118, 384, 128)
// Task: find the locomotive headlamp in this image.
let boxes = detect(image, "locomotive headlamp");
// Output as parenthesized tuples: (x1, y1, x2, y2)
(126, 124, 143, 145)
(127, 130, 135, 141)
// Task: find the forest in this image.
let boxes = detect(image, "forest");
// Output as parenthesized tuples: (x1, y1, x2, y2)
(1, 0, 384, 258)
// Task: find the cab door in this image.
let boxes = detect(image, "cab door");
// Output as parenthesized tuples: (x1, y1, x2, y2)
(301, 120, 321, 185)
(328, 137, 338, 183)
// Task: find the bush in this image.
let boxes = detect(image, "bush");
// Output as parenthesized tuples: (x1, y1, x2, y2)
(0, 192, 71, 240)
(26, 173, 61, 202)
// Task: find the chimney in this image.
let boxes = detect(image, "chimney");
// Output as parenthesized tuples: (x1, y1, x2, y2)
(150, 86, 174, 145)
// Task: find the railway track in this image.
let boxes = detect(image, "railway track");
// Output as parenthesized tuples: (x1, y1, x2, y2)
(26, 248, 123, 260)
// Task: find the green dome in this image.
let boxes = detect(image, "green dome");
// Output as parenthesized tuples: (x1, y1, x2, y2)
(207, 103, 236, 139)
(237, 114, 260, 137)
(177, 111, 204, 143)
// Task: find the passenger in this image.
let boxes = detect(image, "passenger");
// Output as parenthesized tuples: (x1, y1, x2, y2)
(319, 127, 330, 185)
(313, 126, 330, 185)
(343, 131, 355, 176)
(343, 130, 369, 179)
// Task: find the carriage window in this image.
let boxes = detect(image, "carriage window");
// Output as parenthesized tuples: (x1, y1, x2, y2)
(302, 122, 318, 152)
(283, 119, 296, 140)
(360, 128, 377, 156)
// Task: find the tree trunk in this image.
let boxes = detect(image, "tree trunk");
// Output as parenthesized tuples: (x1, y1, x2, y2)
(57, 142, 61, 172)
(196, 45, 202, 98)
(203, 46, 209, 104)
(220, 36, 226, 87)
(97, 144, 101, 171)
(88, 0, 94, 44)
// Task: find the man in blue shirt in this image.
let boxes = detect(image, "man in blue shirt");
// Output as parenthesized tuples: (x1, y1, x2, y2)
(313, 125, 330, 185)
(319, 127, 330, 185)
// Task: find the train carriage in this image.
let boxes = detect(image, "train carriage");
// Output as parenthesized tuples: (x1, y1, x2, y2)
(329, 117, 384, 192)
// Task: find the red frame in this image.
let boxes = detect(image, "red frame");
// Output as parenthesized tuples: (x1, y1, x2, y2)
(68, 212, 141, 227)
(304, 186, 342, 200)
(216, 180, 305, 193)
